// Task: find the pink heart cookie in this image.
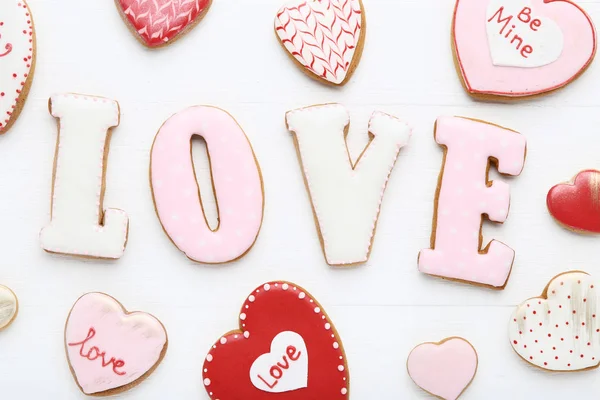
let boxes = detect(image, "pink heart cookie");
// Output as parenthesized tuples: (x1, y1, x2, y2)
(453, 0, 596, 99)
(274, 0, 366, 85)
(65, 293, 168, 396)
(407, 337, 478, 400)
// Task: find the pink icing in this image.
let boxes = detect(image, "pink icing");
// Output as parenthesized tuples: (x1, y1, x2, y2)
(150, 106, 264, 264)
(407, 338, 478, 400)
(453, 0, 596, 97)
(65, 293, 167, 395)
(418, 117, 526, 288)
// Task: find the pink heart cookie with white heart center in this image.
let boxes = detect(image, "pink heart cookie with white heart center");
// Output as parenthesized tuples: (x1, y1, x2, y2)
(0, 0, 35, 133)
(453, 0, 596, 99)
(274, 0, 366, 86)
(65, 293, 168, 396)
(407, 337, 478, 400)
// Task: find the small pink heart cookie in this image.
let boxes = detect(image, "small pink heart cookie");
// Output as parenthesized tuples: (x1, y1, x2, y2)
(407, 337, 478, 400)
(453, 0, 596, 99)
(0, 0, 35, 133)
(274, 0, 366, 86)
(65, 293, 168, 396)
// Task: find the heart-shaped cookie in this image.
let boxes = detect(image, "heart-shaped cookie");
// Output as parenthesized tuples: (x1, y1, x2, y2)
(65, 293, 168, 396)
(0, 285, 17, 330)
(115, 0, 212, 48)
(407, 337, 478, 400)
(547, 170, 600, 234)
(0, 0, 35, 133)
(509, 271, 600, 371)
(274, 0, 366, 85)
(203, 282, 349, 399)
(453, 0, 596, 99)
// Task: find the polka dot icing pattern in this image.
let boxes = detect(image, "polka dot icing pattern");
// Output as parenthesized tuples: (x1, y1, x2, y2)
(418, 116, 527, 289)
(40, 94, 129, 259)
(509, 271, 600, 372)
(286, 104, 411, 266)
(203, 282, 349, 399)
(150, 106, 264, 264)
(0, 0, 35, 133)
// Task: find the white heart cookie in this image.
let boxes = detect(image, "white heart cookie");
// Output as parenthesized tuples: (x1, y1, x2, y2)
(509, 271, 600, 371)
(250, 331, 308, 393)
(0, 285, 18, 330)
(486, 0, 563, 68)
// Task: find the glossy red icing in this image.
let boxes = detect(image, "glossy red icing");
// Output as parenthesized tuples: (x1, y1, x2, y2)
(202, 281, 349, 399)
(117, 0, 211, 47)
(547, 170, 600, 233)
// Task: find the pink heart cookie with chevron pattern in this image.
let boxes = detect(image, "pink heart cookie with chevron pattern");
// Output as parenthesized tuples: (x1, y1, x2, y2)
(274, 0, 366, 86)
(116, 0, 212, 48)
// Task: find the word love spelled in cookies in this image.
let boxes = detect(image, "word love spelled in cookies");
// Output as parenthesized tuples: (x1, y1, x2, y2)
(419, 117, 527, 289)
(453, 0, 596, 99)
(40, 94, 129, 260)
(203, 282, 349, 399)
(0, 0, 35, 134)
(286, 104, 411, 266)
(65, 292, 168, 396)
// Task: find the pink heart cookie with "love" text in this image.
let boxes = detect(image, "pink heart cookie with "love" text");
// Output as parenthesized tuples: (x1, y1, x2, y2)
(407, 337, 478, 400)
(453, 0, 596, 99)
(65, 293, 168, 396)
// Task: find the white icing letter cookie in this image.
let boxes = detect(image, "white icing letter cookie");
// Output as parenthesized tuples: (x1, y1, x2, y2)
(150, 106, 264, 264)
(418, 116, 526, 288)
(40, 94, 129, 259)
(509, 271, 600, 372)
(285, 104, 411, 266)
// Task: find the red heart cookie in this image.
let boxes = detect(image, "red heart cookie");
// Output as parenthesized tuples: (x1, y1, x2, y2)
(547, 170, 600, 233)
(203, 282, 349, 399)
(453, 0, 596, 99)
(115, 0, 212, 48)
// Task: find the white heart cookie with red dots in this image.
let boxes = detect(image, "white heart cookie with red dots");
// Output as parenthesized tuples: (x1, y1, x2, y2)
(0, 0, 35, 134)
(509, 271, 600, 371)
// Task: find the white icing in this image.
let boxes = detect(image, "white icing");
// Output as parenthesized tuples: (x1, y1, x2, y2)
(509, 272, 600, 371)
(286, 104, 411, 265)
(486, 0, 563, 68)
(40, 94, 129, 259)
(0, 0, 34, 133)
(250, 331, 308, 393)
(0, 285, 17, 330)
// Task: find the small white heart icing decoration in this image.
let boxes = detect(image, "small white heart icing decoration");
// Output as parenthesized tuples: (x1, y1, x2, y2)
(486, 0, 564, 68)
(249, 331, 308, 393)
(0, 285, 17, 330)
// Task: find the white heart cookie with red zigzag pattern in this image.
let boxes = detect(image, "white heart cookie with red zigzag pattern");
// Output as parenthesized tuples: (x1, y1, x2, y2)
(0, 0, 35, 134)
(274, 0, 366, 86)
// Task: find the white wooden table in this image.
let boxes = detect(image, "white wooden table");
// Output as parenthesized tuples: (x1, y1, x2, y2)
(1, 0, 600, 398)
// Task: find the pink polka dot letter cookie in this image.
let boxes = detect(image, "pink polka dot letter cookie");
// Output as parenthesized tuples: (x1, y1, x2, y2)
(116, 0, 212, 48)
(150, 106, 264, 264)
(453, 0, 596, 99)
(407, 337, 478, 400)
(203, 282, 349, 399)
(65, 292, 168, 396)
(509, 271, 600, 372)
(0, 0, 35, 134)
(286, 104, 411, 266)
(275, 0, 366, 85)
(418, 117, 527, 289)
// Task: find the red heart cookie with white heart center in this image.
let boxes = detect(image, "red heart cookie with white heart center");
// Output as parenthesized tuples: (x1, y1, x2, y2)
(115, 0, 212, 48)
(509, 271, 600, 371)
(453, 0, 596, 99)
(274, 0, 366, 86)
(203, 282, 349, 399)
(547, 170, 600, 233)
(65, 293, 168, 396)
(0, 0, 35, 134)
